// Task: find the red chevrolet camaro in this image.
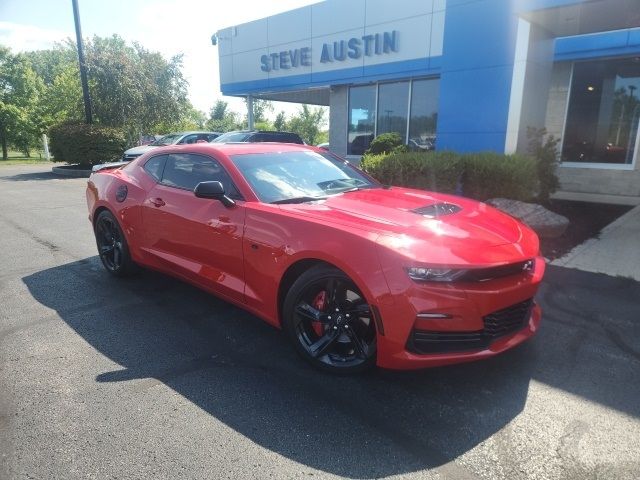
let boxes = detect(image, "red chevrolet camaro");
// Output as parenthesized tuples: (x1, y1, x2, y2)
(86, 143, 544, 373)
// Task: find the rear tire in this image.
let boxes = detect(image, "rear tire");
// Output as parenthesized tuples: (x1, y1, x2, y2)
(283, 265, 377, 374)
(94, 210, 136, 277)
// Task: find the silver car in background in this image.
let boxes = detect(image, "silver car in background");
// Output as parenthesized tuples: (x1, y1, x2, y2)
(122, 131, 221, 161)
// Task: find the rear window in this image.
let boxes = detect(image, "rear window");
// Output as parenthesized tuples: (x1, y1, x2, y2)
(251, 133, 303, 144)
(212, 132, 250, 143)
(143, 155, 167, 181)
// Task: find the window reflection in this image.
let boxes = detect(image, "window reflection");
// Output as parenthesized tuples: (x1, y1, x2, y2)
(409, 79, 439, 151)
(562, 58, 640, 164)
(377, 81, 410, 140)
(348, 85, 376, 155)
(347, 79, 440, 155)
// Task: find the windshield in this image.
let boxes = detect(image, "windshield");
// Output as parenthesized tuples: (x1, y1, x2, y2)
(150, 134, 182, 146)
(230, 150, 379, 203)
(211, 132, 251, 143)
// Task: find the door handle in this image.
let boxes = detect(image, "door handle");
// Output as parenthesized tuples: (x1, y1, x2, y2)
(150, 198, 165, 207)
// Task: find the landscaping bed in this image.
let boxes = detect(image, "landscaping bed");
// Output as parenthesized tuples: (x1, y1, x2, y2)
(539, 200, 633, 260)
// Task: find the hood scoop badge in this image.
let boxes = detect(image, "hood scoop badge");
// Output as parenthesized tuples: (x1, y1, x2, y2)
(412, 202, 462, 217)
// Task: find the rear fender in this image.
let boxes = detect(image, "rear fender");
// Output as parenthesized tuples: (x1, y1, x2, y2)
(87, 169, 145, 262)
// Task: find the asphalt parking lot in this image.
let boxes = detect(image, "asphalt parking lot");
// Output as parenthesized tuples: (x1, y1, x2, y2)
(1, 164, 639, 480)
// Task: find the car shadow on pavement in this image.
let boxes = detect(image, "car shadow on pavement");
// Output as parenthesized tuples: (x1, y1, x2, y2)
(532, 266, 640, 416)
(1, 171, 80, 182)
(22, 259, 639, 478)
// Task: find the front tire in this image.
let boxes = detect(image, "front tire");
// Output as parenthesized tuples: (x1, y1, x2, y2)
(94, 210, 136, 277)
(283, 265, 377, 374)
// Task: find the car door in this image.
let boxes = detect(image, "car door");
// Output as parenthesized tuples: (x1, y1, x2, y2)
(140, 152, 246, 302)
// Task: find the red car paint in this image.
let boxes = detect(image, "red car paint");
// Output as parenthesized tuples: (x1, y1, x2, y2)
(86, 143, 544, 370)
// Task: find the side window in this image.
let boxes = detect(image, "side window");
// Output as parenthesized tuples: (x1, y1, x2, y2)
(285, 134, 304, 144)
(160, 153, 243, 199)
(178, 134, 198, 145)
(250, 133, 268, 142)
(276, 133, 297, 143)
(143, 155, 167, 181)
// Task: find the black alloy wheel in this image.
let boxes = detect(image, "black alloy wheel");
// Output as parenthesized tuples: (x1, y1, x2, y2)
(94, 210, 135, 276)
(283, 265, 377, 373)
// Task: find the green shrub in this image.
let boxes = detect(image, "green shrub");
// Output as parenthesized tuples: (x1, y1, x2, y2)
(361, 151, 538, 202)
(364, 132, 404, 155)
(527, 127, 560, 202)
(462, 152, 537, 201)
(49, 122, 126, 167)
(362, 151, 463, 193)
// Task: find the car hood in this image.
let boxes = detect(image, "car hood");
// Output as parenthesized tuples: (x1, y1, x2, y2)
(124, 144, 158, 155)
(281, 187, 524, 249)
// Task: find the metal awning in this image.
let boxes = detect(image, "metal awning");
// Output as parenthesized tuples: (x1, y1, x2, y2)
(521, 0, 640, 37)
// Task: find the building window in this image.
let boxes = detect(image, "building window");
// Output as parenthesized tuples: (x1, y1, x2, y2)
(347, 78, 440, 155)
(377, 81, 410, 140)
(562, 58, 640, 165)
(409, 79, 439, 151)
(348, 85, 376, 155)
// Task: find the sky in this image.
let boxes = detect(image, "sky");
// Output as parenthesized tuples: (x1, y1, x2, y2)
(0, 0, 320, 119)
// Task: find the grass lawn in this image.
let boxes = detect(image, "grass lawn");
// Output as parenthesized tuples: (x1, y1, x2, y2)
(0, 150, 54, 166)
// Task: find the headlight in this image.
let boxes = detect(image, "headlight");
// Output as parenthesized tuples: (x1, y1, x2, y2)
(406, 267, 468, 282)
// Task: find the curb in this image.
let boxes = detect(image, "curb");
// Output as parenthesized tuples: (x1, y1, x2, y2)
(551, 205, 640, 281)
(51, 165, 92, 178)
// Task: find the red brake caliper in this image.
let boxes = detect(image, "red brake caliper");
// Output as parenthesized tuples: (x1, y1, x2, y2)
(311, 290, 327, 336)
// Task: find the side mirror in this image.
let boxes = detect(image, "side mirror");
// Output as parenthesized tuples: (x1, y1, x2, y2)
(194, 181, 235, 207)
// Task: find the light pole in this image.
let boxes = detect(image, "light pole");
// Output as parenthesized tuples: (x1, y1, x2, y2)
(72, 0, 92, 124)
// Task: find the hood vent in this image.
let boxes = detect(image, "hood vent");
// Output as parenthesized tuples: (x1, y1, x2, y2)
(412, 202, 462, 217)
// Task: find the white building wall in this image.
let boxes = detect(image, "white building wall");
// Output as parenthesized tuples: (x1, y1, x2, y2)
(329, 86, 349, 157)
(217, 0, 445, 89)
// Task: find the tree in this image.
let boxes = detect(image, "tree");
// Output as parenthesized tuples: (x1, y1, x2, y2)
(206, 99, 240, 132)
(527, 127, 560, 202)
(156, 105, 207, 132)
(40, 63, 84, 125)
(244, 98, 273, 125)
(274, 111, 287, 131)
(286, 104, 326, 145)
(0, 46, 43, 159)
(10, 36, 206, 154)
(22, 44, 78, 86)
(21, 42, 84, 131)
(83, 35, 192, 143)
(185, 107, 207, 130)
(210, 99, 229, 121)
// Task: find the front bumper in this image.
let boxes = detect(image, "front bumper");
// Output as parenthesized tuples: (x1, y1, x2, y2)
(374, 256, 545, 370)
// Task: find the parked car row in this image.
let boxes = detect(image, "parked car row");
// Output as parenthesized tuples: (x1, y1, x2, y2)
(122, 131, 222, 161)
(122, 130, 305, 161)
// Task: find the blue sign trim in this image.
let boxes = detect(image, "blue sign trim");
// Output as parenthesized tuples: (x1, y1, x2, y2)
(554, 27, 640, 62)
(517, 0, 584, 12)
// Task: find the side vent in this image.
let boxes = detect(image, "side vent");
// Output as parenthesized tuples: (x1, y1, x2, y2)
(412, 203, 462, 217)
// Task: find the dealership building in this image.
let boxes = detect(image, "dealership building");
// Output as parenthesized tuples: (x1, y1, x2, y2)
(214, 0, 640, 201)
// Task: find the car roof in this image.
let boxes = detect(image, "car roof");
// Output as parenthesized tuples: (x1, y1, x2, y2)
(162, 131, 220, 136)
(220, 130, 300, 135)
(166, 142, 317, 156)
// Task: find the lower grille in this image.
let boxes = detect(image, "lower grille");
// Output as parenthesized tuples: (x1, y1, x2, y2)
(407, 299, 534, 354)
(483, 299, 533, 337)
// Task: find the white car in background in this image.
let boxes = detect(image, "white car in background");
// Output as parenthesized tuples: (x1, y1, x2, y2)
(122, 131, 221, 161)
